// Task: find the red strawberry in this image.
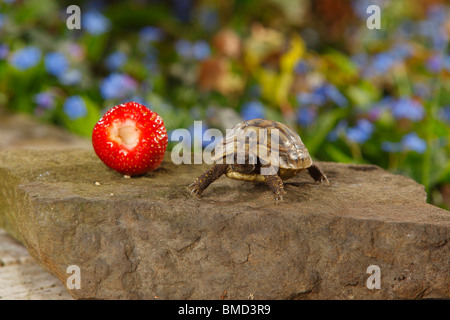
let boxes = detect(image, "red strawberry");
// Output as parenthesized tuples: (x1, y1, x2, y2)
(92, 101, 168, 176)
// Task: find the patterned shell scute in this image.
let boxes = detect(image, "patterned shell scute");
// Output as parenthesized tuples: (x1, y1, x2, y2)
(213, 119, 312, 170)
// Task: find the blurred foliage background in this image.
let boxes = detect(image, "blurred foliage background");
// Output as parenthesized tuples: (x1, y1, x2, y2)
(0, 0, 449, 208)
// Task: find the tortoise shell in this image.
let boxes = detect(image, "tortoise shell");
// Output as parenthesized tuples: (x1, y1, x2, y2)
(213, 119, 312, 171)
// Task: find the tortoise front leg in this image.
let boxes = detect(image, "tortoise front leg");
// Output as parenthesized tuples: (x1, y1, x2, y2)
(189, 163, 229, 197)
(307, 164, 330, 185)
(264, 174, 286, 203)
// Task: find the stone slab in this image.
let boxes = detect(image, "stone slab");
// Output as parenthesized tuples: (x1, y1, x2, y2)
(0, 109, 87, 300)
(0, 148, 448, 299)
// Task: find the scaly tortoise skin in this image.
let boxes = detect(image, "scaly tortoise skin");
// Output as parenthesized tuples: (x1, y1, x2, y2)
(189, 119, 330, 202)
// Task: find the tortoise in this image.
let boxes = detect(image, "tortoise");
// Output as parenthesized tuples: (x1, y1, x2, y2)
(189, 119, 330, 202)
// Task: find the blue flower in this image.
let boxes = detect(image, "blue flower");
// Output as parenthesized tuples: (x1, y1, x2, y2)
(365, 47, 411, 78)
(300, 84, 347, 107)
(192, 40, 211, 61)
(63, 96, 87, 120)
(351, 53, 368, 69)
(0, 44, 9, 60)
(0, 14, 5, 29)
(241, 101, 265, 120)
(294, 60, 309, 75)
(433, 33, 448, 52)
(426, 4, 447, 26)
(381, 141, 402, 153)
(82, 11, 111, 35)
(413, 83, 431, 99)
(391, 97, 424, 122)
(297, 91, 327, 107)
(382, 133, 427, 154)
(105, 51, 126, 71)
(351, 0, 386, 20)
(297, 107, 317, 127)
(175, 40, 210, 60)
(10, 46, 41, 70)
(368, 96, 393, 121)
(439, 106, 450, 123)
(418, 8, 448, 51)
(34, 92, 55, 109)
(322, 84, 348, 108)
(327, 120, 348, 142)
(139, 27, 163, 43)
(426, 53, 444, 73)
(371, 52, 396, 74)
(401, 133, 427, 153)
(175, 39, 192, 58)
(100, 73, 137, 100)
(59, 69, 82, 86)
(44, 52, 68, 77)
(389, 43, 413, 61)
(346, 119, 374, 144)
(418, 20, 439, 39)
(444, 56, 450, 71)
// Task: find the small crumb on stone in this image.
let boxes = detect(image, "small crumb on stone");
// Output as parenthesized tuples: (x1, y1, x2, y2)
(124, 175, 131, 179)
(110, 193, 114, 196)
(95, 182, 101, 186)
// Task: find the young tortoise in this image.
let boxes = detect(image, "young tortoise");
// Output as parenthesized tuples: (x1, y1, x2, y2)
(189, 119, 330, 202)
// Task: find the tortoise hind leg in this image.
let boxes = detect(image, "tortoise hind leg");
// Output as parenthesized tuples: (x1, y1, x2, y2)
(189, 164, 229, 197)
(264, 174, 286, 203)
(307, 164, 330, 185)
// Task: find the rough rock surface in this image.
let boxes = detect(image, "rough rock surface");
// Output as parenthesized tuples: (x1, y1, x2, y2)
(0, 147, 449, 300)
(0, 109, 86, 299)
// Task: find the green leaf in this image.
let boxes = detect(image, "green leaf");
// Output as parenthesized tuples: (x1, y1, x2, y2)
(324, 143, 354, 163)
(83, 33, 110, 63)
(346, 82, 380, 111)
(323, 50, 358, 76)
(306, 108, 347, 156)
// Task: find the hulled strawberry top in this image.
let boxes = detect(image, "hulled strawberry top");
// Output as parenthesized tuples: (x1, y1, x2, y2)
(92, 101, 168, 176)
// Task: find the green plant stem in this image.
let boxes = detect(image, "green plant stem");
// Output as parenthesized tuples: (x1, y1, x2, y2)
(393, 63, 412, 97)
(387, 152, 398, 171)
(349, 142, 363, 163)
(422, 74, 442, 196)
